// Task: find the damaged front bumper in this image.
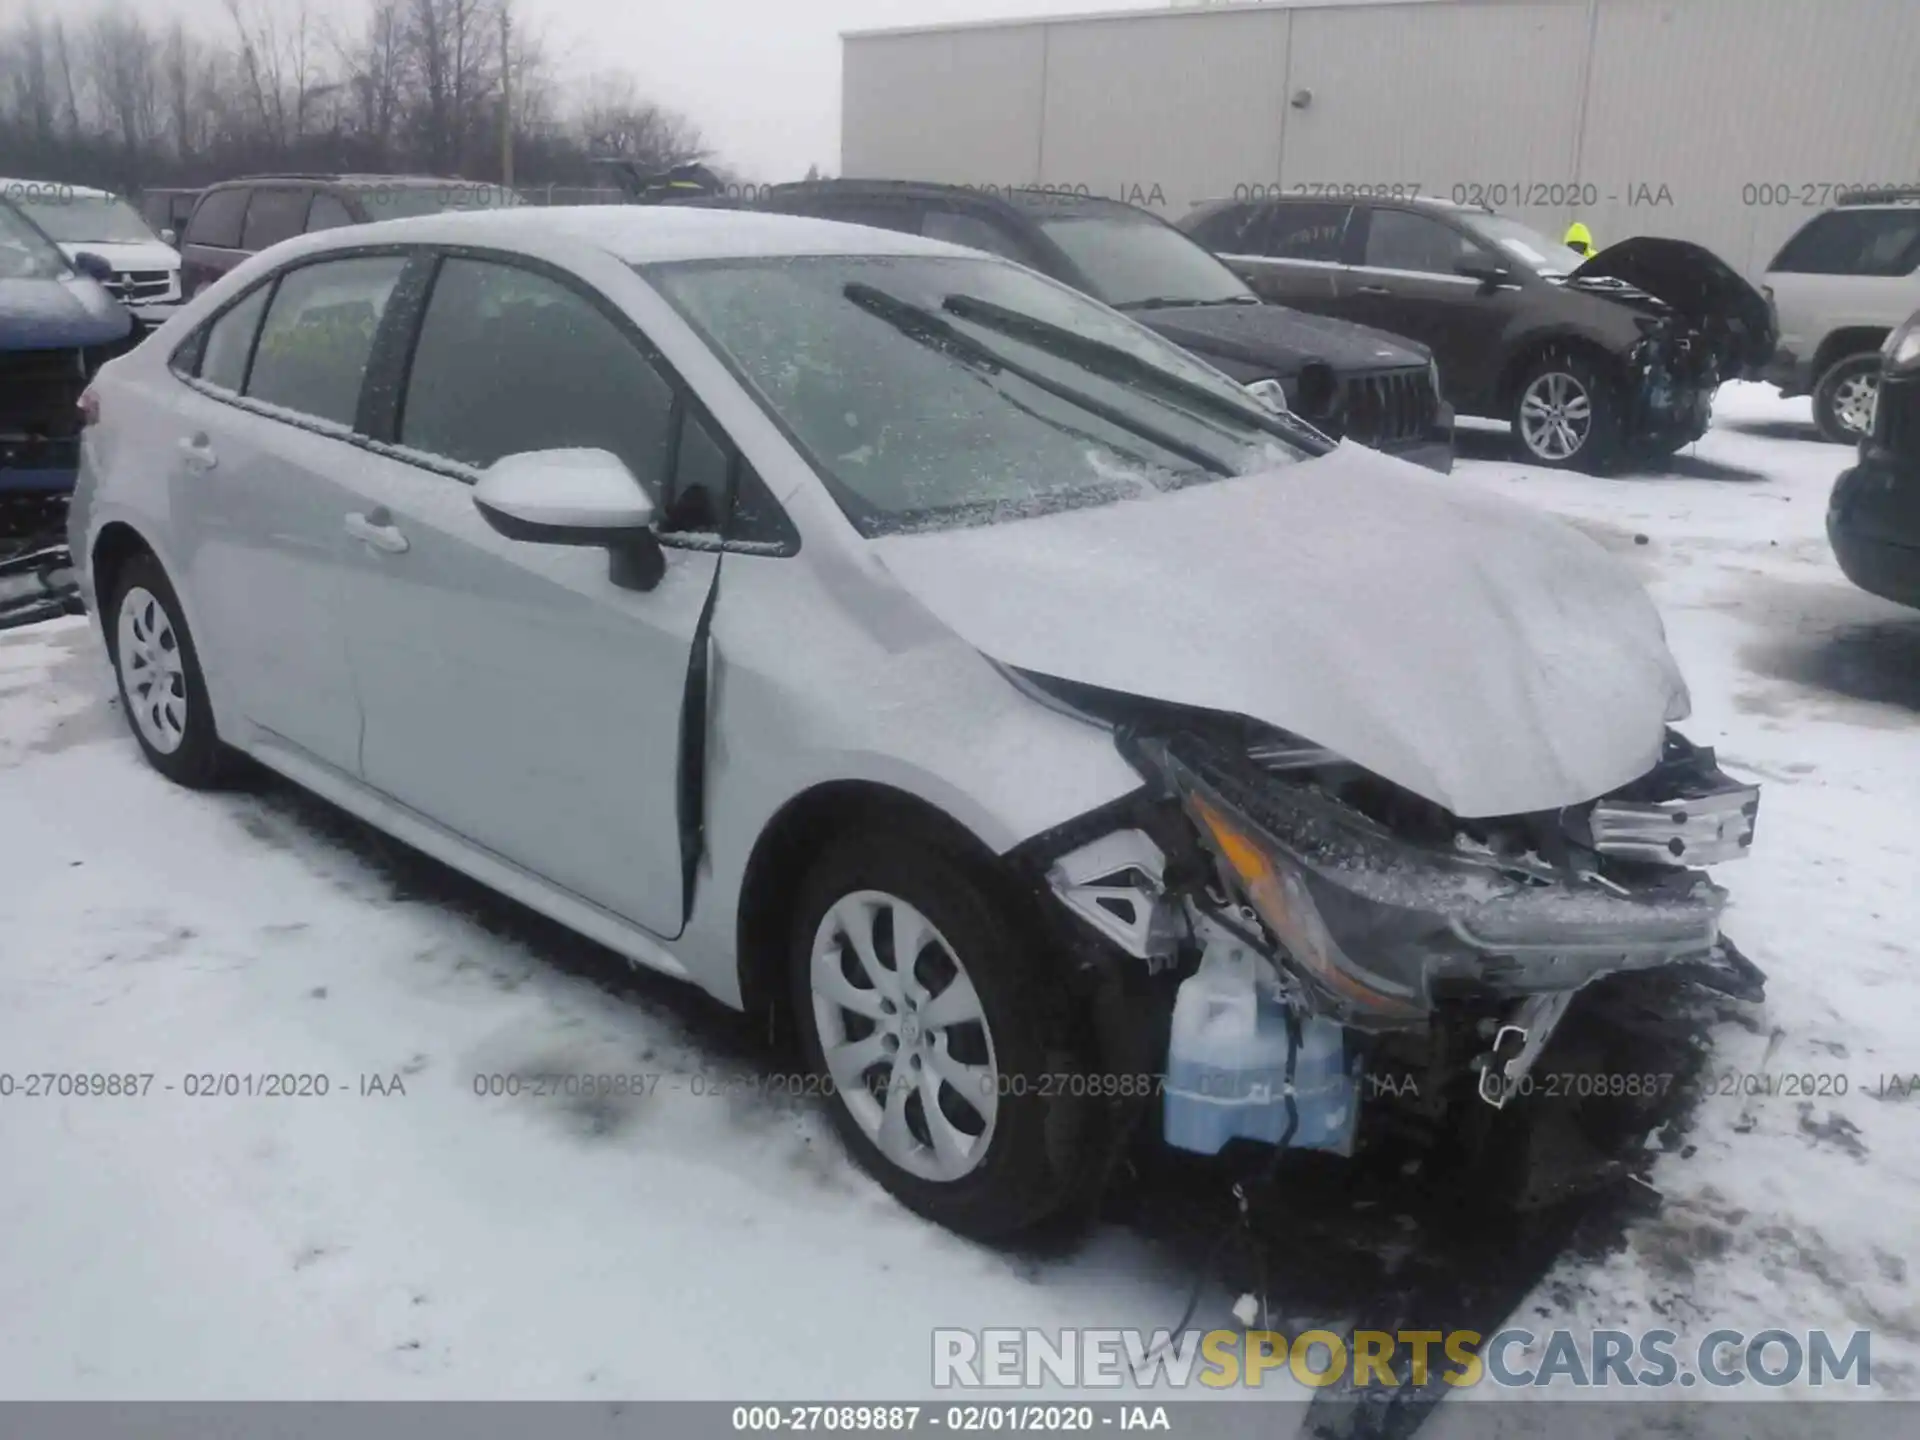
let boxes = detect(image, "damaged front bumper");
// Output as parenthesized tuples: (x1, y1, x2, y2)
(1041, 717, 1764, 1157)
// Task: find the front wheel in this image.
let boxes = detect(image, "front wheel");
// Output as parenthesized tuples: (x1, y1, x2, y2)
(1813, 353, 1880, 445)
(790, 830, 1100, 1239)
(1512, 352, 1624, 473)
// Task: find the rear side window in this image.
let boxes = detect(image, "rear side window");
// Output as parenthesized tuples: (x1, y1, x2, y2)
(1253, 203, 1351, 261)
(240, 188, 311, 252)
(398, 257, 676, 485)
(185, 188, 248, 248)
(1183, 203, 1261, 253)
(196, 286, 272, 392)
(245, 256, 407, 428)
(1770, 210, 1920, 276)
(306, 193, 355, 232)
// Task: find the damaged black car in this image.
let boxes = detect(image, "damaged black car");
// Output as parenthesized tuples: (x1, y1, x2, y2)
(1180, 195, 1776, 472)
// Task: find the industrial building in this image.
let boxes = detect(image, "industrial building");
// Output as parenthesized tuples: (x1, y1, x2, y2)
(841, 0, 1920, 276)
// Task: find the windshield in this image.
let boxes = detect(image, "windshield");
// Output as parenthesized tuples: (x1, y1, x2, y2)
(1031, 205, 1254, 309)
(347, 182, 523, 220)
(648, 254, 1310, 536)
(0, 199, 69, 280)
(1459, 212, 1590, 278)
(13, 193, 156, 245)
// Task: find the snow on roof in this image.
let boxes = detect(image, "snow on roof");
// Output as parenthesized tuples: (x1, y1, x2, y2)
(334, 203, 966, 264)
(0, 178, 118, 201)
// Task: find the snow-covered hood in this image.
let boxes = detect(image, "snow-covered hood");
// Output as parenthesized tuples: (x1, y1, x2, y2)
(869, 443, 1688, 818)
(56, 239, 179, 273)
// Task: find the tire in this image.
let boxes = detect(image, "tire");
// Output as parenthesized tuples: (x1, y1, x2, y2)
(789, 828, 1100, 1240)
(1511, 350, 1625, 473)
(103, 552, 232, 789)
(1813, 353, 1881, 445)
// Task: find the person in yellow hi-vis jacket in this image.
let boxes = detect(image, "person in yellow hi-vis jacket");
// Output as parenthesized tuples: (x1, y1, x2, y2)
(1563, 221, 1596, 258)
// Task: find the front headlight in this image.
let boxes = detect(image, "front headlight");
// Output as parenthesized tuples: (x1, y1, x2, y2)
(1883, 314, 1920, 372)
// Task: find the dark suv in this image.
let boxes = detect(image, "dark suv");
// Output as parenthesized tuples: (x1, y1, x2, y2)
(758, 181, 1454, 471)
(179, 174, 520, 299)
(1180, 195, 1774, 473)
(1829, 309, 1920, 610)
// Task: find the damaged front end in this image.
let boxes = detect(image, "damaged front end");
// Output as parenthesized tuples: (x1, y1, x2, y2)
(1024, 678, 1764, 1174)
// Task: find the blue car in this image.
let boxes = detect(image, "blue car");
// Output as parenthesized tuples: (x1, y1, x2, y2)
(2, 193, 134, 533)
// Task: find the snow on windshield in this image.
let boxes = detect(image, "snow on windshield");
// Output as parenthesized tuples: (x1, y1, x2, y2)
(650, 254, 1307, 535)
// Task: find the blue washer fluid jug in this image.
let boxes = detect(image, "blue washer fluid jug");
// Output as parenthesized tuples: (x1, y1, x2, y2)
(1162, 933, 1358, 1156)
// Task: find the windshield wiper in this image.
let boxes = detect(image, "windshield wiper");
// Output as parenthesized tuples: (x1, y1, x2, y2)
(1118, 295, 1262, 311)
(842, 282, 1237, 476)
(941, 293, 1329, 453)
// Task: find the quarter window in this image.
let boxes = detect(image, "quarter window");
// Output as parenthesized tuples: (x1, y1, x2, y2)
(398, 257, 676, 488)
(195, 285, 272, 392)
(245, 256, 407, 428)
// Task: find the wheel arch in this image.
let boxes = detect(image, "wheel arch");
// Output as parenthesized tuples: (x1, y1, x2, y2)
(89, 520, 155, 619)
(1813, 328, 1891, 378)
(1495, 330, 1627, 413)
(733, 779, 1039, 1049)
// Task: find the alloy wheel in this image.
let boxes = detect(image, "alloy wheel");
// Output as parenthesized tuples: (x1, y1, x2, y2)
(809, 889, 999, 1183)
(116, 585, 188, 755)
(1519, 370, 1594, 461)
(1831, 371, 1879, 438)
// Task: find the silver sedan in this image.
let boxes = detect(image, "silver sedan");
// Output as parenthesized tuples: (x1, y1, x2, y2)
(70, 206, 1763, 1238)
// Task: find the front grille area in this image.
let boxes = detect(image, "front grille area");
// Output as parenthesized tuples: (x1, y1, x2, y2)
(104, 269, 175, 304)
(1874, 371, 1920, 462)
(1339, 366, 1436, 449)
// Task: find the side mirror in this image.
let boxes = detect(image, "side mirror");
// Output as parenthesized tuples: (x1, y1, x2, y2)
(160, 228, 178, 247)
(473, 448, 665, 588)
(1454, 259, 1512, 292)
(72, 251, 115, 282)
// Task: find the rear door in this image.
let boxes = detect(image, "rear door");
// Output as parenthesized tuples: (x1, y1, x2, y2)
(166, 252, 409, 771)
(1336, 206, 1513, 408)
(1219, 200, 1351, 307)
(333, 250, 722, 938)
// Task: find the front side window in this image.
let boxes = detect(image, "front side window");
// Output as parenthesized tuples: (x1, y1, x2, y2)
(196, 286, 273, 392)
(398, 257, 675, 486)
(0, 199, 68, 280)
(185, 188, 248, 248)
(241, 189, 312, 252)
(12, 193, 157, 246)
(1031, 201, 1253, 308)
(1363, 209, 1482, 275)
(1459, 212, 1588, 277)
(246, 256, 407, 427)
(648, 254, 1311, 537)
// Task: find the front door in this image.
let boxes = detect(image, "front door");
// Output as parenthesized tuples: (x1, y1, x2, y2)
(337, 253, 718, 937)
(1336, 207, 1518, 412)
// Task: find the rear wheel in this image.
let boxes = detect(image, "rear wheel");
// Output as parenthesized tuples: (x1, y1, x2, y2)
(790, 829, 1099, 1239)
(1813, 353, 1881, 445)
(104, 553, 232, 788)
(1511, 352, 1624, 473)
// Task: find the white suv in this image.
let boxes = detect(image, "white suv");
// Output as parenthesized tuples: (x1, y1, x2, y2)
(0, 178, 184, 328)
(1762, 192, 1920, 443)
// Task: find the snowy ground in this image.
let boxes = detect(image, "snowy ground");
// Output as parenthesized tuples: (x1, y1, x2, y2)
(1, 384, 1915, 1411)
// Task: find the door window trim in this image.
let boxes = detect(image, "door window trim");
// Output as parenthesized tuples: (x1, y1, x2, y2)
(370, 244, 800, 556)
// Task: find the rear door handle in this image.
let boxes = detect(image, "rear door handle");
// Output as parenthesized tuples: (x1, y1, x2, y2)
(177, 434, 218, 471)
(344, 509, 410, 554)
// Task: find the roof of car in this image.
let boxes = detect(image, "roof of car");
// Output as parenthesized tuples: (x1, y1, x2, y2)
(312, 203, 970, 264)
(202, 173, 506, 190)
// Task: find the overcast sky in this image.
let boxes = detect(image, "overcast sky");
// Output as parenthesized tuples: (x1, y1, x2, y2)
(133, 0, 1174, 180)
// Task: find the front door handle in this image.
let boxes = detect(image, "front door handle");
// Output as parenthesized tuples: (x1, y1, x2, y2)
(344, 509, 410, 554)
(1354, 284, 1393, 296)
(177, 434, 218, 471)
